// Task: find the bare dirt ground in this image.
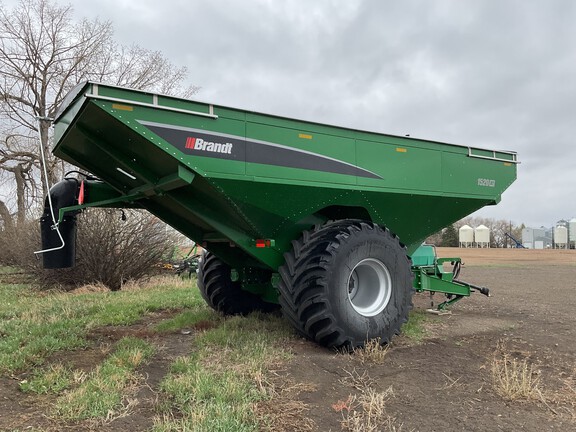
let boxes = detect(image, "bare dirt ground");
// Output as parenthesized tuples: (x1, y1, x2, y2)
(1, 248, 575, 431)
(287, 248, 576, 431)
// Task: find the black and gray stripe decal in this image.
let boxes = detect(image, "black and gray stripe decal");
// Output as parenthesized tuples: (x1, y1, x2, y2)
(139, 120, 382, 179)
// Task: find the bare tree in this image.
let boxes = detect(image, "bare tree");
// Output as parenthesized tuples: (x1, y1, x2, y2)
(0, 0, 198, 228)
(0, 0, 112, 200)
(93, 43, 198, 97)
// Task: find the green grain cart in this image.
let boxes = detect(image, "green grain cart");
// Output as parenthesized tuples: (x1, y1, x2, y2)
(40, 82, 518, 349)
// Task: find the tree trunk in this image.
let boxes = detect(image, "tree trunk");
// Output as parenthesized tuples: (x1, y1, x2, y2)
(0, 200, 14, 231)
(14, 164, 27, 226)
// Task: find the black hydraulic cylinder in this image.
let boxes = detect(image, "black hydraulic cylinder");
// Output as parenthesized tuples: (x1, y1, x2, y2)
(39, 179, 79, 269)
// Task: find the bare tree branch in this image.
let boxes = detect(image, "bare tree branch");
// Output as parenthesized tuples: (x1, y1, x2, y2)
(0, 0, 197, 228)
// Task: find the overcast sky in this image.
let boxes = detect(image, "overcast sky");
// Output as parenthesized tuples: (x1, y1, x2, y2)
(9, 0, 576, 227)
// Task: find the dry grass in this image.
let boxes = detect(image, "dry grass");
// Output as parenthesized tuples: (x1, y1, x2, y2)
(352, 338, 390, 365)
(121, 275, 194, 291)
(340, 368, 376, 391)
(69, 282, 110, 294)
(490, 342, 576, 422)
(336, 369, 410, 432)
(255, 396, 315, 432)
(436, 373, 463, 391)
(253, 372, 317, 432)
(542, 366, 576, 420)
(491, 342, 541, 401)
(69, 274, 193, 294)
(336, 387, 407, 432)
(491, 353, 541, 400)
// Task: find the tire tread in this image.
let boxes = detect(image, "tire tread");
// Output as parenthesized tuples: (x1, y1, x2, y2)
(278, 220, 413, 349)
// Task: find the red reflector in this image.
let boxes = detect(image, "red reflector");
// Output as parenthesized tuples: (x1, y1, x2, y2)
(78, 181, 85, 205)
(255, 239, 272, 248)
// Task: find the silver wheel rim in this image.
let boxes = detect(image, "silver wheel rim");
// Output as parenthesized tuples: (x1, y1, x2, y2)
(347, 258, 392, 317)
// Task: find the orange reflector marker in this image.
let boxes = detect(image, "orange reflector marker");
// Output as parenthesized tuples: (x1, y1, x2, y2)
(298, 133, 312, 139)
(78, 180, 85, 205)
(112, 103, 134, 111)
(396, 147, 407, 153)
(255, 239, 275, 248)
(504, 162, 512, 166)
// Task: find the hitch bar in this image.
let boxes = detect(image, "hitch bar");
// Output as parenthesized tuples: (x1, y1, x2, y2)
(412, 247, 491, 310)
(454, 279, 490, 297)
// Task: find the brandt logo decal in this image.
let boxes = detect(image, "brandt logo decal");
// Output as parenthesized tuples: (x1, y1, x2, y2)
(138, 120, 382, 178)
(185, 136, 233, 155)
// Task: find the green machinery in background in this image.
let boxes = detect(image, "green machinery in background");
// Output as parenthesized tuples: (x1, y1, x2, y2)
(40, 82, 518, 349)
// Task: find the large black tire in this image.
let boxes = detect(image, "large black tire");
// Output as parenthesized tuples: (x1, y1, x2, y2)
(278, 220, 413, 349)
(198, 251, 279, 315)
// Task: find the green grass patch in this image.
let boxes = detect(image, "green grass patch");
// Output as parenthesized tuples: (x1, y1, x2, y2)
(0, 278, 200, 374)
(155, 313, 293, 431)
(194, 312, 291, 348)
(158, 360, 259, 431)
(0, 283, 37, 319)
(0, 266, 20, 274)
(54, 337, 154, 420)
(401, 309, 429, 343)
(154, 307, 218, 333)
(1, 273, 298, 428)
(20, 363, 74, 394)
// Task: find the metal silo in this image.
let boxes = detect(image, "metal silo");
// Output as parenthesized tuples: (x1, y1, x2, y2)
(522, 227, 534, 249)
(569, 218, 576, 249)
(474, 224, 490, 248)
(554, 225, 568, 249)
(459, 224, 474, 248)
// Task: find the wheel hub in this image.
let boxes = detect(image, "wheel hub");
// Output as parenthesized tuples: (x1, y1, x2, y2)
(347, 258, 392, 317)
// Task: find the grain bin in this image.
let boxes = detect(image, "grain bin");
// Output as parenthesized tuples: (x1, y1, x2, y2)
(554, 225, 568, 249)
(458, 224, 474, 248)
(474, 225, 490, 248)
(569, 218, 576, 248)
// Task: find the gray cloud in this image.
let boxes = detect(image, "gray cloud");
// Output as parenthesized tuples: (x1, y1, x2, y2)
(14, 0, 576, 227)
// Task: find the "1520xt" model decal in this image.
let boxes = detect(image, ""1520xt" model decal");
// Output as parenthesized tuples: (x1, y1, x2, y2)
(139, 120, 382, 180)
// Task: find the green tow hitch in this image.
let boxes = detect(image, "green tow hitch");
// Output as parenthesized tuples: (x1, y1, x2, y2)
(411, 245, 490, 311)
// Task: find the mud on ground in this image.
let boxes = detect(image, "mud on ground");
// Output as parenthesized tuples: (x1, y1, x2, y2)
(1, 248, 575, 431)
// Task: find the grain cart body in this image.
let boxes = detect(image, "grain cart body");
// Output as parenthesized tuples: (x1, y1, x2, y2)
(43, 82, 518, 348)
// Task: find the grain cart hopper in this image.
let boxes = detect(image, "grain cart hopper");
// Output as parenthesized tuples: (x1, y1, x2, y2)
(39, 82, 518, 349)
